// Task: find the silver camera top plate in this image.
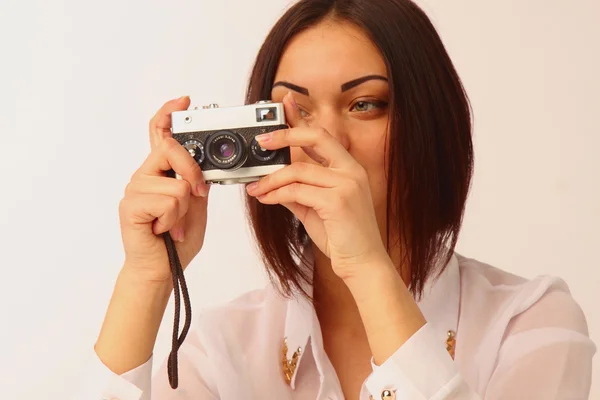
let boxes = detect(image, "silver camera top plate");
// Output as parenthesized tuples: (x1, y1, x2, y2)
(171, 102, 286, 134)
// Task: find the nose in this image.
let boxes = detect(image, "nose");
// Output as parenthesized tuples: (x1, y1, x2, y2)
(311, 112, 350, 151)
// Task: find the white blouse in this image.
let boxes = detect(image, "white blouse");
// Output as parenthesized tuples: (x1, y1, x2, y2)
(82, 253, 596, 400)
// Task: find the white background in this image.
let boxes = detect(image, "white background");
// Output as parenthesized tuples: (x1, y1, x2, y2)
(0, 0, 598, 398)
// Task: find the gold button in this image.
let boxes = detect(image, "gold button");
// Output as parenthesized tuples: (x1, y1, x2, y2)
(381, 389, 396, 400)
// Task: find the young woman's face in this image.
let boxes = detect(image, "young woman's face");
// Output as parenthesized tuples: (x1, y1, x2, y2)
(271, 20, 391, 224)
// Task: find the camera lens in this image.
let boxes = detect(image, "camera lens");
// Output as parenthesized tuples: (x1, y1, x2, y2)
(251, 137, 278, 162)
(206, 131, 246, 169)
(218, 140, 234, 159)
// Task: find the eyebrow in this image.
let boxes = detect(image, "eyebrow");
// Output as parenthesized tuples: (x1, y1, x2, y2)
(272, 81, 309, 95)
(341, 75, 388, 92)
(272, 74, 388, 96)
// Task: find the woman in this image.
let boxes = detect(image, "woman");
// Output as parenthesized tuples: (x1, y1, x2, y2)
(87, 0, 595, 399)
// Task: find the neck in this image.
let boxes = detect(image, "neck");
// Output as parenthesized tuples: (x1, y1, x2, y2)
(311, 241, 408, 333)
(312, 246, 361, 331)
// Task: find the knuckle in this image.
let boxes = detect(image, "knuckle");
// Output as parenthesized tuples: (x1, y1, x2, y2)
(175, 179, 191, 199)
(148, 116, 155, 131)
(165, 207, 179, 224)
(186, 155, 202, 175)
(118, 197, 129, 215)
(162, 137, 179, 151)
(317, 127, 329, 138)
(131, 165, 144, 180)
(330, 194, 344, 209)
(355, 166, 369, 183)
(292, 162, 308, 174)
(261, 173, 272, 187)
(156, 137, 178, 159)
(340, 178, 361, 200)
(124, 181, 133, 196)
(119, 195, 137, 219)
(166, 195, 180, 212)
(288, 182, 300, 196)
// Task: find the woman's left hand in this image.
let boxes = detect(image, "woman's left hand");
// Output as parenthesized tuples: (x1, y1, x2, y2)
(246, 92, 389, 281)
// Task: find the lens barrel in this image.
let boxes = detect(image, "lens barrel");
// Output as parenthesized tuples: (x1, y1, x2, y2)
(205, 130, 246, 169)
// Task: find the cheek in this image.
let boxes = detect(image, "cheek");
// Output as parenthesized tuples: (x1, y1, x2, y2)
(356, 149, 388, 199)
(350, 136, 389, 207)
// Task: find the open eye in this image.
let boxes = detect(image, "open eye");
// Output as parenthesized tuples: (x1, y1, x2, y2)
(298, 107, 310, 118)
(350, 100, 386, 113)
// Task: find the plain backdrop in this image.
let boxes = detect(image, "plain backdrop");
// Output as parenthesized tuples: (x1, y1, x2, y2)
(0, 0, 598, 398)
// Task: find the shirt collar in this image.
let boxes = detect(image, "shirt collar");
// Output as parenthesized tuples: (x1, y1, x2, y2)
(282, 248, 461, 389)
(283, 247, 315, 389)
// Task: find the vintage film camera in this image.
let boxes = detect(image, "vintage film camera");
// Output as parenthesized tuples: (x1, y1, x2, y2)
(170, 101, 290, 184)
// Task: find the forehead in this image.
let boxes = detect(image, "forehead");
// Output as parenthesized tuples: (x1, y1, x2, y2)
(274, 20, 387, 91)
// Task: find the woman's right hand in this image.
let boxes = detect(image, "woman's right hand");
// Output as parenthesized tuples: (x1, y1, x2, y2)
(118, 96, 210, 283)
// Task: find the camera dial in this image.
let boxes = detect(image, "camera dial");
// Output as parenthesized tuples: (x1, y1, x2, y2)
(183, 139, 205, 165)
(251, 137, 277, 162)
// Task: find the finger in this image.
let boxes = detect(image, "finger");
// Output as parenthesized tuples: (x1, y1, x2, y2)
(246, 162, 339, 197)
(282, 91, 309, 129)
(254, 124, 355, 171)
(136, 137, 208, 197)
(125, 174, 211, 242)
(283, 91, 334, 166)
(121, 193, 188, 235)
(169, 186, 211, 243)
(149, 96, 191, 149)
(255, 125, 353, 168)
(279, 203, 328, 247)
(169, 217, 187, 243)
(280, 202, 309, 223)
(181, 194, 210, 244)
(126, 174, 193, 197)
(256, 182, 330, 210)
(126, 174, 194, 217)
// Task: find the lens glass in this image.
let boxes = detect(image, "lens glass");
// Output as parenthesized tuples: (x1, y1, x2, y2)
(205, 131, 246, 169)
(212, 137, 237, 161)
(219, 141, 234, 159)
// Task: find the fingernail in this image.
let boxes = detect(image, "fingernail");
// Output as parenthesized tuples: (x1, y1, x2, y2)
(176, 95, 188, 103)
(174, 228, 185, 242)
(196, 184, 209, 198)
(246, 182, 258, 193)
(255, 133, 271, 143)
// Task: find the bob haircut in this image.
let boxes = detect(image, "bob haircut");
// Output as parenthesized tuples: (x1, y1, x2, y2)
(244, 0, 473, 299)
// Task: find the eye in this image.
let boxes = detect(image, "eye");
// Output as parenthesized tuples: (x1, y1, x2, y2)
(350, 100, 387, 113)
(298, 108, 310, 118)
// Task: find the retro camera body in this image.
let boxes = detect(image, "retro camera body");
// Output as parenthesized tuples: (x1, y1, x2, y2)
(170, 101, 290, 185)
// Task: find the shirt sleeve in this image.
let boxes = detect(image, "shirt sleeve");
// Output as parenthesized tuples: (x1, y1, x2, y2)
(77, 329, 219, 400)
(75, 346, 148, 400)
(483, 287, 596, 400)
(364, 323, 476, 400)
(363, 288, 596, 400)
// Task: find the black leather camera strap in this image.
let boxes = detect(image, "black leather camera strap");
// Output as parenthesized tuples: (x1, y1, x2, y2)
(162, 231, 192, 389)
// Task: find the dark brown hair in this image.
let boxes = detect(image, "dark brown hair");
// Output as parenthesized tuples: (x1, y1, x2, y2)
(244, 0, 473, 299)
